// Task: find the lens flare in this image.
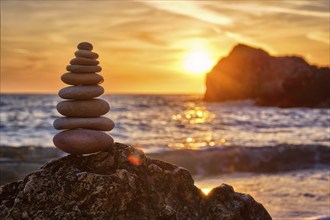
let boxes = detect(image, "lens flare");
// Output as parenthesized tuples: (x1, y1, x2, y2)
(128, 154, 142, 166)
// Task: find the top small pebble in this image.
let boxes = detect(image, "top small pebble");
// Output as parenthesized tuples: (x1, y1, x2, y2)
(77, 42, 93, 51)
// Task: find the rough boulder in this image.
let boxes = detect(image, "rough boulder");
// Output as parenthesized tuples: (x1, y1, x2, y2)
(204, 44, 330, 107)
(0, 143, 271, 219)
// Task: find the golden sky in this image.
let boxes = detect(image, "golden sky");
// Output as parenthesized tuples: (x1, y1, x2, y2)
(1, 0, 329, 94)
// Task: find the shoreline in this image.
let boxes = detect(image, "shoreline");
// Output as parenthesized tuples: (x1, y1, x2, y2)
(195, 169, 330, 219)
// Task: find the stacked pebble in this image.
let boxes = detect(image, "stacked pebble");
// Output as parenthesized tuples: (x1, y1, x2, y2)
(53, 42, 114, 154)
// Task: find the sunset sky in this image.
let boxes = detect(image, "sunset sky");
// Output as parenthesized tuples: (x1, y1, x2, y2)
(1, 0, 329, 94)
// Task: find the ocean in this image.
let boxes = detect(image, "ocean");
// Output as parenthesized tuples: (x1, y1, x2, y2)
(1, 94, 329, 219)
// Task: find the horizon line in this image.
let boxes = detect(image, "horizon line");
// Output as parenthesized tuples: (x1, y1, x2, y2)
(0, 92, 204, 96)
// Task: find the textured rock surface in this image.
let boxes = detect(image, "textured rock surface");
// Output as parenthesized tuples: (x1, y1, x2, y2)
(0, 143, 271, 219)
(204, 44, 330, 107)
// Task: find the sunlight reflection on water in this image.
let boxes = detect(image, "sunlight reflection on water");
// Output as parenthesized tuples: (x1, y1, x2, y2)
(0, 94, 329, 153)
(169, 104, 224, 150)
(172, 107, 215, 125)
(167, 136, 226, 150)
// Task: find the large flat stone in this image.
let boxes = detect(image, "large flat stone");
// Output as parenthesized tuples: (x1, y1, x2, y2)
(70, 57, 99, 66)
(75, 50, 99, 59)
(59, 85, 104, 100)
(53, 117, 115, 131)
(53, 129, 113, 154)
(57, 99, 110, 117)
(66, 65, 102, 73)
(61, 73, 104, 85)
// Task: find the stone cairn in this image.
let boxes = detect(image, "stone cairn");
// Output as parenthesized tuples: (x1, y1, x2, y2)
(53, 42, 114, 154)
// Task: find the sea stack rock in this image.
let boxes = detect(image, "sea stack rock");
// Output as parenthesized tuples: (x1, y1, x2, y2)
(53, 42, 115, 154)
(204, 44, 330, 107)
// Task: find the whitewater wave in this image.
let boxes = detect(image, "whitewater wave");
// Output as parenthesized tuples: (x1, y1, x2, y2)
(1, 144, 328, 176)
(150, 144, 330, 176)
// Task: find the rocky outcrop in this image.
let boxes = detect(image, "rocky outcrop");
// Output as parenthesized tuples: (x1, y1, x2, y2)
(204, 44, 330, 107)
(0, 143, 271, 219)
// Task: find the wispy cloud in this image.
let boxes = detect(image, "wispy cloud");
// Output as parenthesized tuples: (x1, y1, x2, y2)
(139, 1, 232, 26)
(224, 31, 276, 54)
(1, 0, 329, 93)
(212, 1, 329, 18)
(307, 32, 330, 45)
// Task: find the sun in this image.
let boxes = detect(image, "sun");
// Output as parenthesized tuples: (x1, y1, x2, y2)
(183, 50, 214, 75)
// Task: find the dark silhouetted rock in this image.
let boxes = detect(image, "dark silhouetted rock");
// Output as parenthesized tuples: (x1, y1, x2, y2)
(0, 143, 271, 219)
(204, 44, 330, 107)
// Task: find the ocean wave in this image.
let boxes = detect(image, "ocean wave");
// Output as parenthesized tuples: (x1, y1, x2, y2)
(1, 144, 329, 176)
(150, 144, 330, 176)
(0, 146, 63, 162)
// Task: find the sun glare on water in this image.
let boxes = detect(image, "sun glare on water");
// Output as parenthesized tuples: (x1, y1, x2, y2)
(183, 50, 214, 75)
